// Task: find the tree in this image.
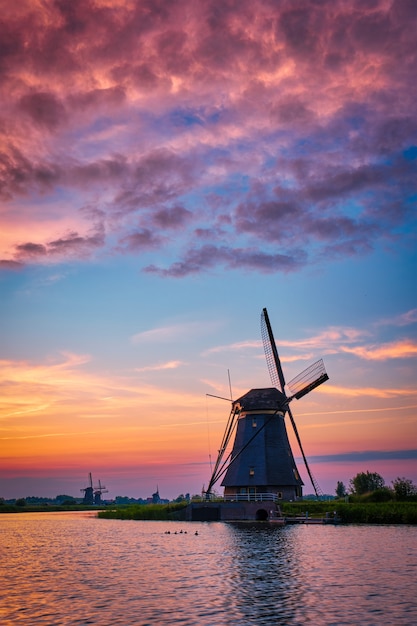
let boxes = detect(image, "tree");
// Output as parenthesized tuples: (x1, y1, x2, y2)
(56, 494, 76, 503)
(335, 481, 347, 498)
(392, 477, 417, 499)
(349, 471, 385, 495)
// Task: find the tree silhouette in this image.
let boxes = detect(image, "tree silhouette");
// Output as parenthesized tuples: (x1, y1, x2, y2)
(335, 481, 347, 498)
(349, 471, 385, 495)
(392, 477, 416, 499)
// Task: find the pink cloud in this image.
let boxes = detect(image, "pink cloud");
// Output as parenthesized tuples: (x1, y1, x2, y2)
(0, 0, 415, 272)
(341, 340, 417, 361)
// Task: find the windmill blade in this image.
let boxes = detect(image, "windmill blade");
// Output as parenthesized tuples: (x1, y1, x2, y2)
(206, 403, 240, 495)
(287, 405, 323, 499)
(209, 409, 281, 492)
(287, 359, 329, 401)
(261, 308, 286, 393)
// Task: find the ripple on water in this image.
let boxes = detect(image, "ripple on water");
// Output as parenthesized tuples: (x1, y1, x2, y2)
(0, 513, 416, 625)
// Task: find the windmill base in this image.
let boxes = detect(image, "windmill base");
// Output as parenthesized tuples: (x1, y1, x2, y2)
(185, 501, 284, 522)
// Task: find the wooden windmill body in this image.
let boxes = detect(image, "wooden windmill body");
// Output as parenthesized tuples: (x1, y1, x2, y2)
(221, 387, 303, 501)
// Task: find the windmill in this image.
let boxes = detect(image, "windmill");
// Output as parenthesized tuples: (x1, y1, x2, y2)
(81, 474, 108, 505)
(81, 473, 94, 505)
(205, 308, 329, 501)
(94, 479, 108, 505)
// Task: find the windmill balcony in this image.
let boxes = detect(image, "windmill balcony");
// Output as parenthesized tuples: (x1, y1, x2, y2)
(223, 492, 281, 503)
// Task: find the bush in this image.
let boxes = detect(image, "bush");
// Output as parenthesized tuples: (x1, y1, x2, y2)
(360, 488, 393, 503)
(392, 477, 417, 499)
(336, 502, 417, 524)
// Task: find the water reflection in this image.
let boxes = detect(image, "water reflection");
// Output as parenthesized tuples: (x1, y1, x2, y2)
(222, 523, 302, 623)
(0, 512, 416, 625)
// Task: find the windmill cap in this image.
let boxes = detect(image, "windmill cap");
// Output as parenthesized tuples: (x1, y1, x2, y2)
(234, 387, 287, 412)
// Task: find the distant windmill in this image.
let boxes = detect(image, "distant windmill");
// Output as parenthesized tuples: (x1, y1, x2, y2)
(81, 473, 94, 505)
(81, 473, 108, 505)
(93, 479, 108, 505)
(206, 308, 329, 501)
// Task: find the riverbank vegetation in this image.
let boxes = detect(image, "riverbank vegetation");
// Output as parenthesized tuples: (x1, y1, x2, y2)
(280, 500, 417, 524)
(96, 499, 417, 524)
(0, 503, 106, 513)
(97, 502, 188, 521)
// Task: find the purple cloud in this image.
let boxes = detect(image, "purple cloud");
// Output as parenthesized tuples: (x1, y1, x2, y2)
(152, 206, 192, 229)
(16, 243, 47, 257)
(145, 244, 305, 277)
(0, 0, 415, 273)
(120, 229, 162, 252)
(18, 92, 66, 130)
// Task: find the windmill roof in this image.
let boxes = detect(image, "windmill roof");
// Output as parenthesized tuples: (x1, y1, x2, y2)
(235, 387, 287, 411)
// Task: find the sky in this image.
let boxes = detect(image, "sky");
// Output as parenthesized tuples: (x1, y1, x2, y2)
(1, 0, 416, 501)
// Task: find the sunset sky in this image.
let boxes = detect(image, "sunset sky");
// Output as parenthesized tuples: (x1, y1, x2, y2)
(1, 0, 416, 501)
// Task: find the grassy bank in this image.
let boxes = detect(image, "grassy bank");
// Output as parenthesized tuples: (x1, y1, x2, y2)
(97, 502, 188, 521)
(281, 501, 417, 524)
(97, 500, 417, 524)
(2, 500, 415, 524)
(0, 504, 106, 514)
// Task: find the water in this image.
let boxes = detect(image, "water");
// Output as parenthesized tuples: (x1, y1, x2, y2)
(1, 512, 416, 625)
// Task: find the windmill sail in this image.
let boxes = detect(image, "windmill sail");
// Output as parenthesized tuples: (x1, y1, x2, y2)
(260, 308, 328, 499)
(287, 359, 329, 400)
(261, 308, 285, 392)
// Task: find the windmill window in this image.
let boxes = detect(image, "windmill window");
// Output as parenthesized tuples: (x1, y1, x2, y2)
(278, 492, 283, 499)
(249, 466, 255, 476)
(252, 418, 257, 428)
(240, 488, 247, 494)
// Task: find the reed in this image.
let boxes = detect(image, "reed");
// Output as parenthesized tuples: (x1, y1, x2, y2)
(97, 502, 188, 521)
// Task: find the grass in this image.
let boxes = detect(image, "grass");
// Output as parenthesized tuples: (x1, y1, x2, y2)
(281, 501, 417, 524)
(97, 502, 189, 521)
(0, 504, 106, 514)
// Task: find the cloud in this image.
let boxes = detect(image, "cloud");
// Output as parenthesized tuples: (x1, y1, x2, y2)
(144, 245, 306, 277)
(119, 228, 162, 252)
(202, 318, 417, 369)
(0, 259, 23, 270)
(375, 309, 417, 328)
(341, 340, 417, 361)
(131, 319, 220, 343)
(203, 340, 261, 356)
(12, 227, 106, 263)
(278, 327, 368, 351)
(15, 242, 47, 257)
(0, 0, 416, 272)
(309, 449, 417, 464)
(131, 324, 190, 344)
(318, 384, 416, 399)
(18, 91, 67, 130)
(135, 360, 184, 373)
(152, 205, 192, 229)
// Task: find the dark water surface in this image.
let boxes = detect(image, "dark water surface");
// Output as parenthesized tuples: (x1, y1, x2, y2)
(1, 511, 416, 625)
